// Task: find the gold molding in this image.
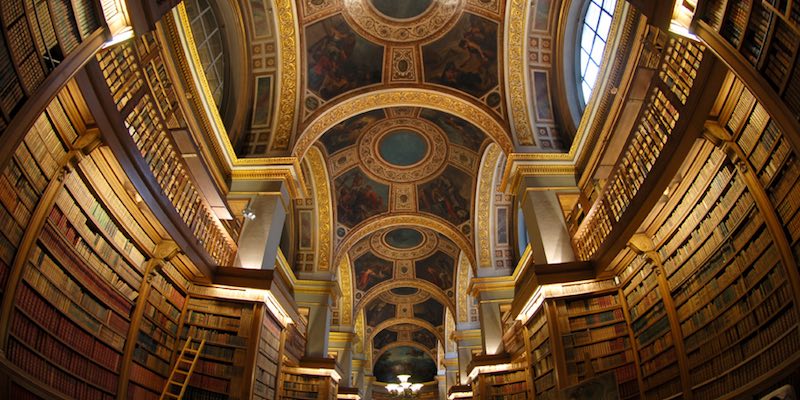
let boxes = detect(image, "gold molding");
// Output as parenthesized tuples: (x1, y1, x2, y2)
(505, 0, 534, 146)
(354, 279, 456, 318)
(293, 88, 514, 159)
(499, 155, 576, 192)
(332, 213, 477, 277)
(270, 0, 300, 152)
(175, 1, 298, 164)
(476, 144, 501, 267)
(456, 252, 471, 323)
(369, 319, 444, 346)
(338, 253, 353, 325)
(373, 341, 439, 366)
(229, 159, 309, 199)
(341, 0, 464, 45)
(307, 147, 332, 271)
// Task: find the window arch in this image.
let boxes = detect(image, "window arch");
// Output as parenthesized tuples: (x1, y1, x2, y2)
(185, 0, 226, 109)
(578, 0, 615, 104)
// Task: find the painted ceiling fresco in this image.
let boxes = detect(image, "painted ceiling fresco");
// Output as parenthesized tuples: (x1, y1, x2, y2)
(185, 0, 574, 384)
(373, 346, 438, 383)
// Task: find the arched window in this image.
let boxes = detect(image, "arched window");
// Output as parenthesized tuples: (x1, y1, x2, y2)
(579, 0, 615, 104)
(185, 0, 226, 108)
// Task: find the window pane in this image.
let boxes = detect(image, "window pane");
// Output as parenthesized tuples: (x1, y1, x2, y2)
(577, 0, 616, 105)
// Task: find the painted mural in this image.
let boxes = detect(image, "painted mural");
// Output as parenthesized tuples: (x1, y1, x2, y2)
(334, 168, 389, 227)
(422, 14, 499, 97)
(412, 328, 438, 349)
(414, 251, 455, 290)
(365, 298, 397, 326)
(418, 166, 472, 226)
(354, 252, 393, 292)
(419, 109, 485, 152)
(371, 0, 433, 19)
(373, 329, 398, 349)
(413, 298, 444, 326)
(385, 228, 424, 249)
(319, 109, 385, 154)
(373, 346, 437, 383)
(306, 15, 384, 100)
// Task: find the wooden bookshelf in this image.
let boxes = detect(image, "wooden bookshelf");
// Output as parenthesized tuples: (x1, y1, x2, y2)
(472, 367, 529, 400)
(93, 34, 236, 268)
(178, 297, 254, 400)
(5, 146, 159, 399)
(555, 292, 638, 398)
(280, 369, 337, 400)
(0, 0, 102, 139)
(253, 307, 282, 400)
(572, 34, 715, 263)
(127, 261, 189, 399)
(525, 304, 556, 400)
(694, 0, 800, 150)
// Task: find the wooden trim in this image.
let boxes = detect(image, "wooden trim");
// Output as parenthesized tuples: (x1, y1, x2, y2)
(593, 56, 730, 271)
(0, 29, 106, 170)
(617, 287, 646, 398)
(117, 258, 161, 399)
(694, 21, 800, 157)
(545, 300, 567, 390)
(244, 303, 264, 398)
(651, 253, 693, 399)
(74, 64, 216, 277)
(0, 159, 72, 350)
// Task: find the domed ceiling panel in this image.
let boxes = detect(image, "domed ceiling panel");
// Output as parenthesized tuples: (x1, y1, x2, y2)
(374, 346, 437, 383)
(422, 13, 499, 98)
(365, 298, 397, 326)
(414, 251, 455, 291)
(353, 252, 394, 291)
(413, 298, 445, 326)
(305, 15, 384, 100)
(322, 107, 485, 238)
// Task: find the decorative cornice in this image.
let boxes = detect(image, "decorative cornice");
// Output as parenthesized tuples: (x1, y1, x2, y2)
(307, 148, 332, 271)
(504, 0, 534, 146)
(499, 154, 576, 192)
(292, 88, 513, 159)
(229, 159, 309, 199)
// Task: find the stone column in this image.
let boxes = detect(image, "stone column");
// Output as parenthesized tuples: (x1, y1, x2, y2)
(519, 189, 576, 264)
(230, 181, 290, 269)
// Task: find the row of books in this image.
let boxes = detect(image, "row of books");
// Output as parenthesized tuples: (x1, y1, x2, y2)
(6, 337, 115, 400)
(683, 263, 788, 351)
(565, 294, 618, 314)
(129, 362, 165, 392)
(10, 311, 120, 388)
(78, 154, 157, 253)
(660, 37, 703, 105)
(687, 300, 795, 369)
(691, 325, 799, 399)
(23, 245, 128, 350)
(484, 370, 527, 384)
(254, 311, 282, 400)
(488, 381, 527, 395)
(664, 187, 754, 288)
(563, 336, 630, 361)
(653, 149, 725, 245)
(568, 308, 624, 330)
(563, 322, 627, 347)
(183, 325, 248, 347)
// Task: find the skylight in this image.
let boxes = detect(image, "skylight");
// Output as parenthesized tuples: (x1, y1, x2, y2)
(579, 0, 615, 104)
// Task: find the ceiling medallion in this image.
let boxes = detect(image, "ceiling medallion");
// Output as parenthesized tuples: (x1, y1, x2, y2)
(370, 227, 438, 260)
(359, 118, 447, 183)
(342, 0, 464, 44)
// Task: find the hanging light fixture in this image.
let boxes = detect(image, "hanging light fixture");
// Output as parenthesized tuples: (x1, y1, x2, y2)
(385, 375, 423, 398)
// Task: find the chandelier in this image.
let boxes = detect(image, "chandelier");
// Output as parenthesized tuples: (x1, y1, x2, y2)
(385, 375, 423, 398)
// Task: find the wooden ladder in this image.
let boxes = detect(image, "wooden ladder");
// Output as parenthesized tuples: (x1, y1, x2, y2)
(159, 338, 206, 400)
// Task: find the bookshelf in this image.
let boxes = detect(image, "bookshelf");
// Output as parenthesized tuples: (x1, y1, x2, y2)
(0, 105, 69, 299)
(0, 0, 102, 135)
(280, 369, 338, 400)
(556, 292, 637, 398)
(696, 0, 800, 128)
(253, 307, 283, 400)
(525, 304, 556, 400)
(5, 143, 159, 399)
(573, 35, 707, 261)
(723, 81, 800, 271)
(472, 367, 529, 400)
(128, 261, 189, 399)
(178, 297, 254, 400)
(95, 35, 236, 267)
(620, 255, 680, 400)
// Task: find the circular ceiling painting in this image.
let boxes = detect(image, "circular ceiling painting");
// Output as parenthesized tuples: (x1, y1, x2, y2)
(390, 287, 420, 296)
(371, 0, 433, 19)
(378, 130, 428, 166)
(385, 228, 423, 248)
